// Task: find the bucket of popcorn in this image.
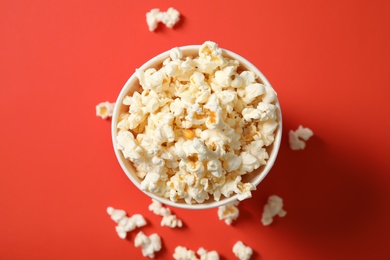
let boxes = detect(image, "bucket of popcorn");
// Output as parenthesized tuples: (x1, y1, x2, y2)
(112, 41, 282, 209)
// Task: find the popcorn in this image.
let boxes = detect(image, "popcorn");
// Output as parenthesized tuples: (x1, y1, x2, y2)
(170, 47, 183, 60)
(146, 8, 160, 31)
(136, 68, 164, 91)
(106, 207, 147, 239)
(217, 200, 239, 225)
(173, 246, 219, 260)
(289, 125, 313, 150)
(134, 231, 162, 258)
(161, 214, 183, 228)
(173, 246, 199, 260)
(148, 199, 170, 216)
(214, 66, 236, 87)
(241, 83, 265, 104)
(219, 175, 255, 201)
(241, 140, 268, 172)
(233, 241, 253, 260)
(148, 199, 183, 228)
(261, 195, 287, 226)
(96, 101, 115, 119)
(107, 207, 126, 222)
(161, 8, 181, 28)
(197, 248, 220, 260)
(222, 152, 242, 172)
(146, 8, 180, 32)
(116, 41, 280, 204)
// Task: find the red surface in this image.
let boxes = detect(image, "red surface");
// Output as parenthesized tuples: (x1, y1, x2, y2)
(1, 0, 390, 259)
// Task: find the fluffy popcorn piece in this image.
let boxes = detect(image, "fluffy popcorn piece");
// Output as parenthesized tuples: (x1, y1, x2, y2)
(173, 246, 199, 260)
(161, 214, 183, 228)
(289, 125, 314, 150)
(160, 7, 180, 28)
(134, 231, 162, 258)
(261, 195, 287, 226)
(116, 41, 280, 204)
(107, 206, 126, 223)
(116, 130, 144, 165)
(197, 248, 220, 260)
(146, 8, 160, 31)
(136, 68, 164, 91)
(106, 207, 146, 239)
(232, 241, 253, 260)
(146, 8, 180, 32)
(219, 175, 255, 201)
(217, 200, 239, 225)
(118, 214, 147, 232)
(148, 199, 183, 228)
(96, 101, 115, 119)
(170, 47, 183, 60)
(148, 199, 171, 216)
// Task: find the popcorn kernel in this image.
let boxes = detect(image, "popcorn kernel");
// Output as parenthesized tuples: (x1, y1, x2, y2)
(183, 129, 195, 139)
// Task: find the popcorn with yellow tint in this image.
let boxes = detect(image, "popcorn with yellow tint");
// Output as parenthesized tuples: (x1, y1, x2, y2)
(116, 41, 279, 204)
(96, 101, 115, 119)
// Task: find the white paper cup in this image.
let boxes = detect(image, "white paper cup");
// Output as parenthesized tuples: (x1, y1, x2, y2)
(112, 45, 282, 210)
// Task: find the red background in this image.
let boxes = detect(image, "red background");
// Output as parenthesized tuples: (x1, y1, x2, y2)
(1, 0, 390, 259)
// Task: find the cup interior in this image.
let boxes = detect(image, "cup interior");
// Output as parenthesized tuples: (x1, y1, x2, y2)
(111, 45, 282, 210)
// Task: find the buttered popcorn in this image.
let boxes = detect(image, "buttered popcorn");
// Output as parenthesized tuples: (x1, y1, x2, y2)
(116, 41, 279, 204)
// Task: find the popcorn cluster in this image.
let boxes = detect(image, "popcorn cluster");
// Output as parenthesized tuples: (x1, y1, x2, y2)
(96, 101, 115, 119)
(134, 231, 162, 258)
(217, 200, 240, 225)
(289, 125, 313, 150)
(106, 206, 147, 239)
(261, 195, 287, 226)
(173, 246, 219, 260)
(148, 199, 183, 228)
(146, 8, 180, 31)
(116, 41, 279, 204)
(232, 241, 253, 260)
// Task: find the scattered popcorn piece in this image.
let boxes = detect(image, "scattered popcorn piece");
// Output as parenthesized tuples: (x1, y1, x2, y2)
(173, 246, 219, 260)
(146, 8, 160, 31)
(173, 246, 199, 260)
(107, 206, 126, 222)
(197, 247, 220, 260)
(148, 199, 183, 228)
(289, 125, 313, 150)
(217, 200, 239, 225)
(146, 7, 180, 31)
(148, 199, 171, 216)
(116, 41, 280, 204)
(134, 231, 162, 258)
(107, 206, 147, 239)
(161, 7, 180, 28)
(96, 101, 115, 119)
(261, 195, 287, 226)
(161, 214, 183, 228)
(232, 241, 253, 260)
